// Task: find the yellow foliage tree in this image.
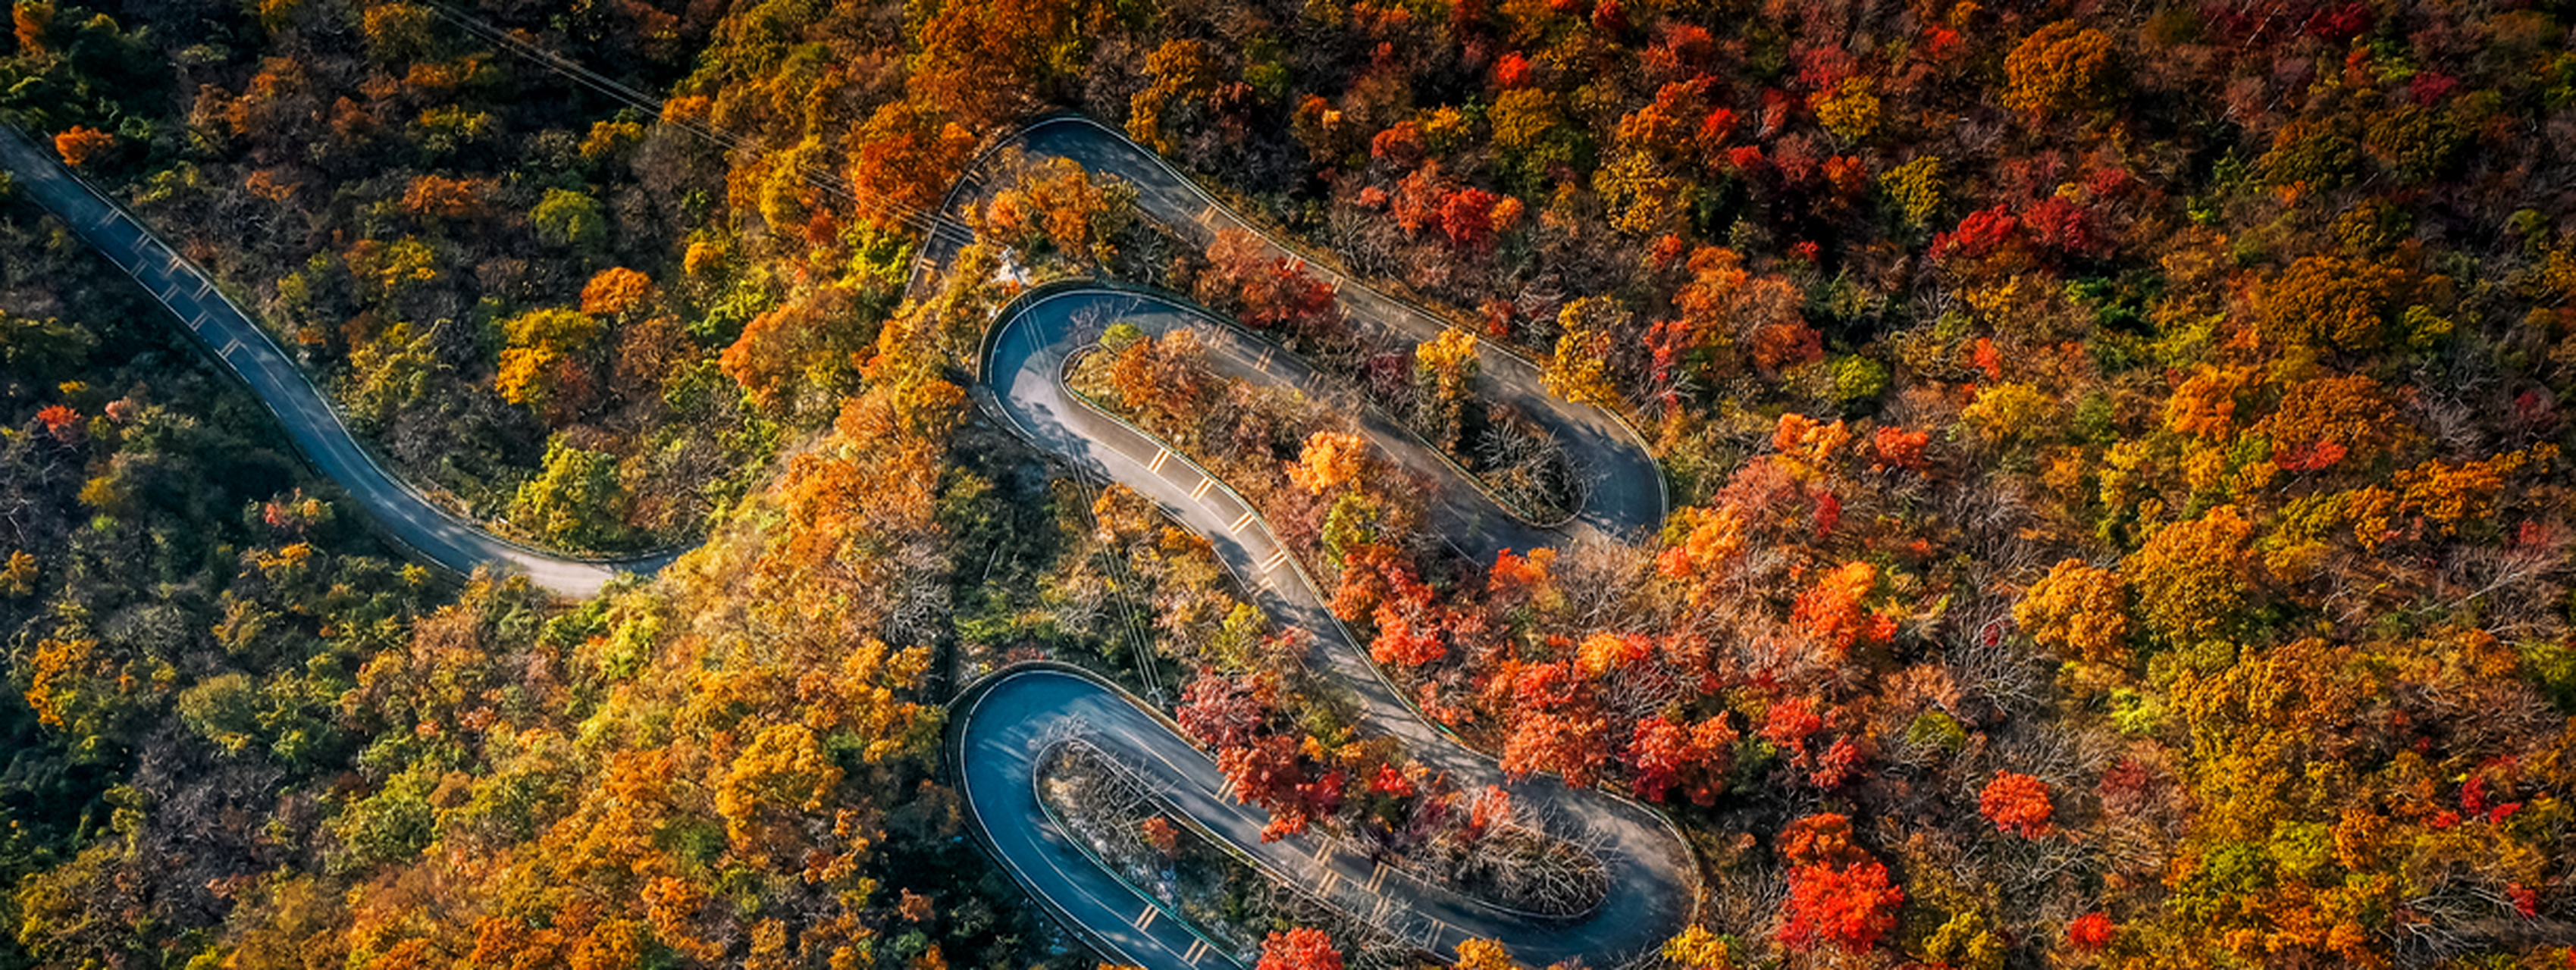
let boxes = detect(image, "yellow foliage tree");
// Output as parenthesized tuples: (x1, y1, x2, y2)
(580, 267, 656, 319)
(2015, 559, 2134, 665)
(2002, 21, 2114, 117)
(1290, 431, 1371, 495)
(494, 307, 603, 408)
(2122, 505, 2255, 643)
(1546, 296, 1628, 406)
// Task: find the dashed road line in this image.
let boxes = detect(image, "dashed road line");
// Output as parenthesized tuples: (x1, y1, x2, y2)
(1366, 863, 1388, 893)
(1188, 477, 1213, 500)
(1316, 871, 1338, 895)
(1182, 940, 1208, 965)
(1147, 447, 1170, 473)
(1227, 512, 1255, 534)
(218, 338, 243, 358)
(1260, 549, 1290, 574)
(1133, 905, 1158, 931)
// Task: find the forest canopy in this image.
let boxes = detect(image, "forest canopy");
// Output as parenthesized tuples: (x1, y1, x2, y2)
(0, 0, 2572, 968)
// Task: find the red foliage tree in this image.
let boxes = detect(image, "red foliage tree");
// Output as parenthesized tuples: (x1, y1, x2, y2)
(1625, 715, 1737, 804)
(1871, 425, 1930, 472)
(1368, 764, 1416, 797)
(1258, 928, 1343, 970)
(1777, 859, 1904, 953)
(1932, 205, 2020, 262)
(1500, 712, 1609, 787)
(1979, 771, 2055, 837)
(2068, 912, 2114, 950)
(35, 405, 81, 445)
(1437, 187, 1501, 250)
(1760, 696, 1825, 756)
(1217, 734, 1311, 840)
(1177, 670, 1271, 749)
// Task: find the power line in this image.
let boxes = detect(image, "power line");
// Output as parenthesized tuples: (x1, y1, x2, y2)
(416, 2, 976, 251)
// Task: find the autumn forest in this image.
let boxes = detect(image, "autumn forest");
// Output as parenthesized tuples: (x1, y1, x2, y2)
(0, 0, 2574, 967)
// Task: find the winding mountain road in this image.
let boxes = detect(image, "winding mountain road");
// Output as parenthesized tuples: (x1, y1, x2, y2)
(0, 127, 675, 597)
(941, 120, 1695, 970)
(5, 104, 1697, 968)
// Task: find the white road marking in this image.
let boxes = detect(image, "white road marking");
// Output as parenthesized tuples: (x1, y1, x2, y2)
(1134, 905, 1158, 931)
(1366, 863, 1388, 893)
(218, 338, 242, 358)
(1189, 477, 1212, 500)
(1227, 512, 1255, 534)
(1260, 549, 1290, 574)
(1147, 447, 1170, 473)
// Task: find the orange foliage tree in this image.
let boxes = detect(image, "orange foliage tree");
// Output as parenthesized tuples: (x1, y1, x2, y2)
(2014, 559, 2132, 665)
(1979, 771, 2055, 837)
(1778, 858, 1903, 953)
(52, 125, 113, 168)
(1791, 561, 1895, 663)
(1258, 928, 1343, 970)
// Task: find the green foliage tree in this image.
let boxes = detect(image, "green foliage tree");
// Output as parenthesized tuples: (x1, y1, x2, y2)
(509, 436, 631, 549)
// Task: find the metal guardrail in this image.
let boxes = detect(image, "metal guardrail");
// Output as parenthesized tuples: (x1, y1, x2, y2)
(964, 283, 1708, 934)
(1004, 115, 1674, 526)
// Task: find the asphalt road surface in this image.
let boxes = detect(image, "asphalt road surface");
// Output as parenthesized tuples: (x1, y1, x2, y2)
(942, 119, 1694, 970)
(0, 127, 675, 597)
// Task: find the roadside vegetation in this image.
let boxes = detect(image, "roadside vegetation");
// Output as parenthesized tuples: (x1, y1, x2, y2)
(0, 0, 2571, 968)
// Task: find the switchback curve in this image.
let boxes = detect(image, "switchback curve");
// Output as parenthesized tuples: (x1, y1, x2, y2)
(943, 117, 1697, 970)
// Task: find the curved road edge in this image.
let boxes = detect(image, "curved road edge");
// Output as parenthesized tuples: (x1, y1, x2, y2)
(0, 126, 683, 598)
(920, 114, 1671, 541)
(953, 284, 1702, 970)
